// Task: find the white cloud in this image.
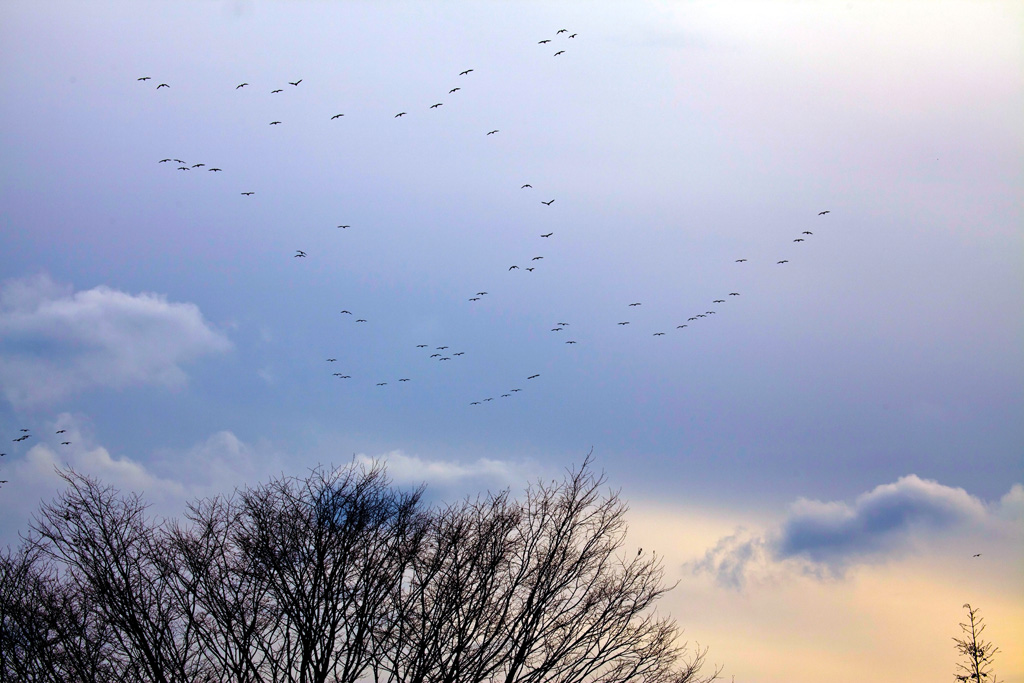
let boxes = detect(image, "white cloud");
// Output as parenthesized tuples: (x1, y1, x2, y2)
(0, 273, 231, 407)
(354, 449, 543, 495)
(0, 418, 284, 548)
(689, 475, 1023, 588)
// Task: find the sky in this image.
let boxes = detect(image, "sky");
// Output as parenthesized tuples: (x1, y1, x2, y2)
(0, 1, 1021, 681)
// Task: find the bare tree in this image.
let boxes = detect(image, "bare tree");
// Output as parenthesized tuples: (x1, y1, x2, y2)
(953, 603, 1001, 683)
(375, 457, 718, 683)
(2, 458, 717, 683)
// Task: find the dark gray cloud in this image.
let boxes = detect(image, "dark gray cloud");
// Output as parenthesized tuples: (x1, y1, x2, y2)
(690, 476, 1022, 588)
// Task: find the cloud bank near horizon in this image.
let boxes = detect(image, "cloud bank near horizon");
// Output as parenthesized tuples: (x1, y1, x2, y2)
(690, 474, 1024, 588)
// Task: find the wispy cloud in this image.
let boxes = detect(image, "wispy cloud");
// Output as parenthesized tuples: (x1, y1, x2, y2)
(689, 475, 1023, 588)
(0, 273, 231, 407)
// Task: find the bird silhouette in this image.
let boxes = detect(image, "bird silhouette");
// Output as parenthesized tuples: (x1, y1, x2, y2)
(289, 79, 302, 86)
(341, 310, 352, 314)
(794, 238, 805, 242)
(476, 292, 487, 296)
(532, 256, 543, 261)
(156, 83, 169, 89)
(159, 158, 171, 163)
(338, 225, 350, 229)
(327, 358, 336, 362)
(714, 299, 725, 303)
(241, 192, 255, 196)
(554, 51, 565, 56)
(736, 258, 747, 262)
(677, 325, 687, 329)
(629, 302, 641, 306)
(294, 250, 307, 257)
(527, 374, 540, 379)
(209, 168, 222, 172)
(192, 163, 205, 168)
(270, 121, 282, 125)
(61, 441, 71, 445)
(487, 130, 499, 135)
(557, 29, 568, 34)
(569, 33, 577, 38)
(272, 89, 283, 93)
(541, 232, 553, 237)
(449, 87, 461, 93)
(430, 103, 442, 108)
(56, 430, 66, 434)
(729, 292, 740, 296)
(399, 378, 410, 382)
(509, 265, 519, 270)
(416, 344, 427, 348)
(803, 231, 813, 235)
(972, 553, 982, 557)
(459, 69, 474, 75)
(469, 297, 480, 301)
(539, 39, 551, 44)
(521, 184, 533, 188)
(818, 210, 830, 215)
(566, 340, 577, 344)
(470, 401, 481, 405)
(138, 76, 151, 81)
(542, 199, 554, 205)
(395, 112, 407, 117)
(618, 322, 630, 325)
(377, 382, 387, 386)
(356, 319, 367, 323)
(331, 114, 344, 119)
(453, 352, 465, 356)
(777, 260, 788, 264)
(236, 83, 248, 89)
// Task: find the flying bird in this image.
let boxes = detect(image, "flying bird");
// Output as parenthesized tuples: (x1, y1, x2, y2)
(469, 297, 480, 301)
(138, 76, 151, 81)
(453, 352, 465, 356)
(449, 87, 461, 93)
(209, 168, 222, 172)
(629, 302, 641, 306)
(713, 299, 725, 303)
(617, 322, 630, 325)
(294, 250, 307, 257)
(521, 184, 533, 188)
(331, 114, 344, 119)
(177, 166, 190, 171)
(777, 260, 788, 264)
(236, 83, 248, 89)
(972, 553, 982, 558)
(557, 29, 568, 34)
(459, 69, 473, 75)
(326, 358, 336, 362)
(430, 103, 442, 109)
(803, 231, 813, 235)
(509, 265, 519, 270)
(159, 158, 172, 163)
(271, 89, 283, 93)
(241, 191, 254, 196)
(539, 39, 551, 44)
(338, 225, 350, 229)
(437, 346, 448, 350)
(510, 388, 521, 392)
(794, 238, 805, 242)
(653, 332, 666, 336)
(818, 210, 830, 215)
(341, 310, 352, 314)
(416, 344, 427, 348)
(532, 256, 543, 261)
(56, 430, 66, 434)
(542, 199, 554, 205)
(269, 121, 281, 125)
(289, 79, 302, 86)
(729, 292, 740, 296)
(356, 319, 367, 322)
(527, 374, 540, 379)
(676, 325, 687, 329)
(569, 33, 577, 38)
(192, 163, 205, 168)
(554, 51, 565, 56)
(487, 130, 499, 135)
(156, 83, 169, 88)
(541, 232, 553, 237)
(476, 292, 488, 296)
(399, 378, 410, 382)
(736, 258, 747, 262)
(566, 340, 577, 344)
(377, 382, 387, 386)
(61, 442, 71, 446)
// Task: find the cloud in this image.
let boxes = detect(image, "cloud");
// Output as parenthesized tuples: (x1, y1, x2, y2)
(690, 475, 1023, 588)
(0, 416, 289, 548)
(352, 450, 549, 502)
(0, 273, 231, 407)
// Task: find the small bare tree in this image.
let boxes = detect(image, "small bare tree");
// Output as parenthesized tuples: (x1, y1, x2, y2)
(953, 603, 1000, 683)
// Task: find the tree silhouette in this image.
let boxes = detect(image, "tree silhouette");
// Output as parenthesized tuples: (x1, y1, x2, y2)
(1, 459, 718, 683)
(953, 603, 1000, 683)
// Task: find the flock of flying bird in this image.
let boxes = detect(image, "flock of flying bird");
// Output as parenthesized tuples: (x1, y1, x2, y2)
(134, 27, 837, 407)
(0, 27, 836, 488)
